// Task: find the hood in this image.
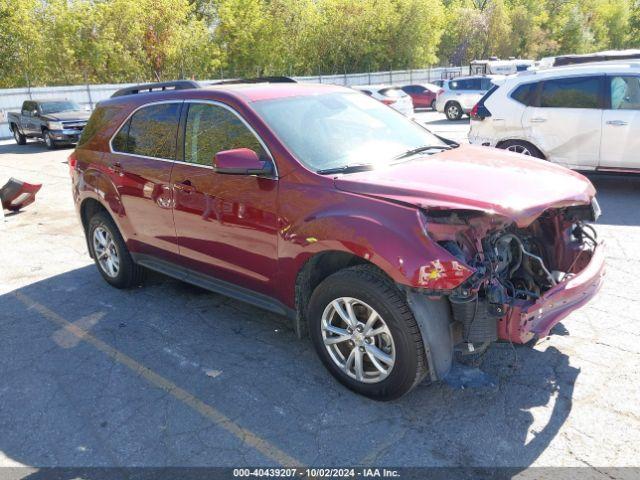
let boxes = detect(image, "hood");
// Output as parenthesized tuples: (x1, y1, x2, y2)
(43, 110, 91, 122)
(334, 145, 595, 227)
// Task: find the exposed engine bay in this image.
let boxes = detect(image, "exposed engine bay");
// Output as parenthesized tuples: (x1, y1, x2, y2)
(423, 200, 601, 349)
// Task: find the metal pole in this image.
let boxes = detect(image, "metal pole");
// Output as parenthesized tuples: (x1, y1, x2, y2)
(84, 72, 94, 109)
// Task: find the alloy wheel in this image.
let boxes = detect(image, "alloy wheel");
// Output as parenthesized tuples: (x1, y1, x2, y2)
(446, 104, 460, 119)
(44, 132, 52, 148)
(93, 226, 120, 278)
(321, 297, 395, 384)
(13, 129, 20, 143)
(506, 144, 532, 156)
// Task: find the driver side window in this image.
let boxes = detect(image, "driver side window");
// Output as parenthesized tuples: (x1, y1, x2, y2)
(184, 103, 268, 166)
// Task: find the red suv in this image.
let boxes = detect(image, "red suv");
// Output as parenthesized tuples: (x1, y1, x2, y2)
(70, 80, 605, 400)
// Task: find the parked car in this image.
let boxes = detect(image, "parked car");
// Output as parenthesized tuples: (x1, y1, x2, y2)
(8, 99, 90, 149)
(351, 85, 414, 117)
(71, 80, 604, 400)
(435, 76, 497, 120)
(401, 83, 443, 110)
(431, 79, 445, 88)
(469, 63, 640, 172)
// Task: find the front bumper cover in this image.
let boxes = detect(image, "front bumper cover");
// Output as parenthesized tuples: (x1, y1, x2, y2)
(499, 241, 606, 343)
(50, 129, 82, 143)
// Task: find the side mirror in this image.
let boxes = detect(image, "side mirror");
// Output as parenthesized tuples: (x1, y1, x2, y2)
(212, 148, 272, 176)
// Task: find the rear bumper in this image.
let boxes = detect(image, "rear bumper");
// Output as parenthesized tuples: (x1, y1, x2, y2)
(467, 132, 497, 147)
(499, 241, 606, 344)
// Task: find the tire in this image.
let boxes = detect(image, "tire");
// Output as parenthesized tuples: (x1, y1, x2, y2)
(444, 101, 462, 121)
(307, 265, 428, 400)
(12, 125, 26, 145)
(42, 129, 56, 150)
(430, 99, 436, 110)
(498, 140, 544, 159)
(87, 211, 144, 289)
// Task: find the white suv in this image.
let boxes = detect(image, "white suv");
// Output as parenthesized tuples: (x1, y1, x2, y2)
(469, 63, 640, 172)
(435, 76, 496, 120)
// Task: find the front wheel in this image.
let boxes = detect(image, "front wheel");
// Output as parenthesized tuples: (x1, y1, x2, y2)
(445, 102, 462, 121)
(307, 266, 428, 400)
(430, 99, 436, 110)
(43, 129, 56, 150)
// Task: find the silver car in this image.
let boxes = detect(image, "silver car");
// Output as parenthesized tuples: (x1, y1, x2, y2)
(435, 76, 497, 121)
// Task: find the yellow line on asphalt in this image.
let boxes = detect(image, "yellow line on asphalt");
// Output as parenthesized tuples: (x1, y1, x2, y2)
(13, 290, 302, 467)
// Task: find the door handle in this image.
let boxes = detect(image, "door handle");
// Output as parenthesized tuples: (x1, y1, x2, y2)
(606, 120, 628, 126)
(175, 179, 195, 193)
(110, 162, 124, 176)
(530, 118, 547, 123)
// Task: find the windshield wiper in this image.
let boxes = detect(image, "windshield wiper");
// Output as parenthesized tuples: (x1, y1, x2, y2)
(392, 144, 451, 161)
(317, 163, 375, 175)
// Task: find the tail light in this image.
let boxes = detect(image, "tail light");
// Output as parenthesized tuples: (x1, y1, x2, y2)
(470, 102, 491, 121)
(68, 151, 77, 173)
(470, 84, 498, 120)
(381, 98, 395, 106)
(436, 88, 444, 97)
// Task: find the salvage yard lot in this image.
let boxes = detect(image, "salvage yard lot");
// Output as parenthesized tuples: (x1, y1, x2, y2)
(1, 111, 639, 470)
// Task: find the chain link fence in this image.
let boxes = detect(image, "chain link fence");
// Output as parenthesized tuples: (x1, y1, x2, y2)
(0, 66, 466, 139)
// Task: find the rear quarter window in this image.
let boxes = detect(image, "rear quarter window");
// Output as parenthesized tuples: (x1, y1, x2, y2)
(511, 82, 538, 106)
(112, 103, 181, 159)
(78, 105, 121, 147)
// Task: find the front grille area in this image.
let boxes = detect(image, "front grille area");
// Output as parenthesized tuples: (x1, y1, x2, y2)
(62, 121, 86, 131)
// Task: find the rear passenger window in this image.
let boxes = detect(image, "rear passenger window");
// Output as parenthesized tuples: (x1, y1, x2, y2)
(112, 103, 181, 159)
(540, 76, 601, 109)
(511, 83, 537, 106)
(184, 103, 268, 166)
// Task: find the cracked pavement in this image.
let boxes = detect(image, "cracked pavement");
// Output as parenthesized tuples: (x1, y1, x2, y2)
(0, 111, 639, 471)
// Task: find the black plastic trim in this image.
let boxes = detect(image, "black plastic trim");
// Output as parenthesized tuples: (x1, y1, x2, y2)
(131, 253, 296, 320)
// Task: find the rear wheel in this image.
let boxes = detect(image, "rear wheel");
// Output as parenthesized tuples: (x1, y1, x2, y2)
(499, 140, 544, 159)
(445, 101, 462, 121)
(88, 212, 144, 288)
(307, 265, 428, 400)
(430, 99, 436, 110)
(12, 125, 26, 145)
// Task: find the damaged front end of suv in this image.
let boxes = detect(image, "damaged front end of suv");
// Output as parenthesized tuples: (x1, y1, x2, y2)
(418, 198, 604, 354)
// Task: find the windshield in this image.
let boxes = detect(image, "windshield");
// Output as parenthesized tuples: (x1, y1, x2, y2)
(40, 101, 82, 114)
(252, 92, 446, 172)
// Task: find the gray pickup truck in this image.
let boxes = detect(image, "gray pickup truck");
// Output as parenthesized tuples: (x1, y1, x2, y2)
(8, 99, 90, 149)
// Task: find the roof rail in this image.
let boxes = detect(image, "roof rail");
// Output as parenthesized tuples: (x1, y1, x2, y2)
(111, 80, 201, 98)
(209, 76, 297, 85)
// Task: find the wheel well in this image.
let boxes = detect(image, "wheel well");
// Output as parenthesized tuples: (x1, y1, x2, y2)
(496, 139, 546, 159)
(294, 251, 387, 338)
(80, 198, 108, 232)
